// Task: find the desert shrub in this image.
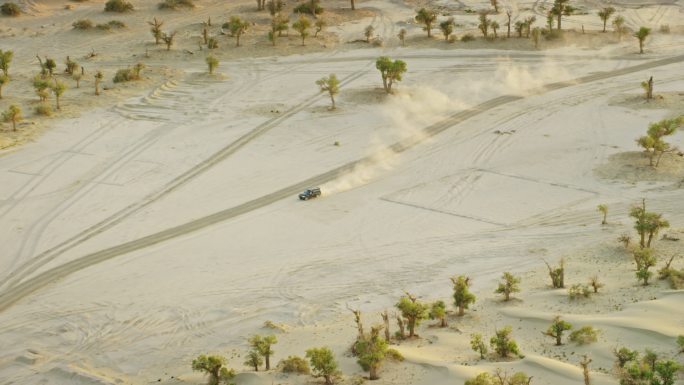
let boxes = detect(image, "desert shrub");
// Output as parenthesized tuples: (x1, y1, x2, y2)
(465, 370, 532, 385)
(588, 275, 604, 293)
(495, 272, 521, 301)
(72, 19, 94, 29)
(677, 335, 684, 353)
(490, 326, 520, 358)
(278, 355, 310, 374)
(614, 347, 638, 368)
(569, 326, 598, 345)
(305, 347, 341, 385)
(104, 0, 133, 12)
(471, 333, 488, 359)
(96, 20, 125, 30)
(192, 355, 235, 385)
(618, 234, 631, 248)
(1, 2, 21, 16)
(34, 103, 52, 116)
(461, 33, 475, 42)
(544, 258, 565, 288)
(544, 316, 572, 346)
(395, 293, 429, 337)
(158, 0, 194, 9)
(568, 284, 591, 300)
(293, 1, 323, 15)
(207, 37, 218, 49)
(113, 64, 143, 83)
(659, 24, 670, 33)
(386, 348, 404, 362)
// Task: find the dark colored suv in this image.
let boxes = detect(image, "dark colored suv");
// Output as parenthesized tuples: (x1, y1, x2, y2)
(299, 187, 322, 200)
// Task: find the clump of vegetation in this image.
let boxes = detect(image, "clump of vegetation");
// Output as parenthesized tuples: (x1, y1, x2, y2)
(568, 284, 591, 300)
(544, 258, 565, 288)
(641, 76, 654, 100)
(471, 333, 488, 359)
(490, 326, 521, 358)
(415, 8, 436, 37)
(248, 334, 277, 370)
(316, 74, 340, 110)
(33, 75, 50, 102)
(2, 104, 22, 131)
(148, 17, 164, 44)
(65, 56, 79, 75)
(464, 369, 532, 385)
(588, 275, 604, 293)
(630, 199, 669, 250)
(569, 326, 598, 345)
(597, 204, 608, 224)
(440, 17, 455, 41)
(1, 2, 21, 16)
(616, 349, 680, 385)
(544, 316, 572, 345)
(293, 0, 323, 15)
(113, 63, 144, 83)
(162, 31, 177, 50)
(0, 74, 8, 99)
(397, 28, 406, 46)
(429, 300, 448, 327)
(224, 16, 249, 47)
(0, 49, 12, 76)
(243, 350, 263, 371)
(278, 355, 310, 374)
(677, 335, 684, 353)
(97, 20, 126, 30)
(104, 0, 133, 12)
(72, 19, 94, 29)
(292, 15, 311, 45)
(355, 325, 388, 380)
(305, 347, 341, 385)
(461, 33, 476, 42)
(191, 354, 235, 385)
(633, 248, 657, 286)
(614, 347, 639, 368)
(206, 55, 218, 75)
(634, 26, 651, 54)
(375, 56, 407, 94)
(50, 79, 67, 110)
(613, 16, 626, 38)
(451, 275, 476, 316)
(158, 0, 194, 9)
(597, 6, 615, 32)
(636, 118, 682, 169)
(495, 272, 521, 301)
(94, 70, 103, 95)
(618, 234, 631, 248)
(395, 292, 428, 338)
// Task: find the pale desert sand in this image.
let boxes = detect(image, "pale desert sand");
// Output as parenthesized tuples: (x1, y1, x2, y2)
(0, 0, 683, 384)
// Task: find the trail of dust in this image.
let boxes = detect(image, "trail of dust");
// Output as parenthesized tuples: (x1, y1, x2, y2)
(322, 86, 462, 195)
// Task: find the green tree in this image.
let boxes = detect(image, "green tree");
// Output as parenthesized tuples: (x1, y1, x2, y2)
(305, 347, 341, 385)
(440, 17, 454, 41)
(375, 56, 407, 94)
(614, 347, 638, 368)
(191, 355, 236, 385)
(544, 316, 572, 346)
(293, 15, 311, 45)
(637, 117, 682, 168)
(0, 74, 8, 98)
(634, 27, 651, 54)
(50, 79, 67, 110)
(355, 325, 388, 380)
(206, 55, 219, 74)
(451, 275, 476, 316)
(225, 16, 249, 47)
(429, 300, 447, 327)
(495, 272, 521, 301)
(491, 21, 500, 38)
(2, 104, 21, 131)
(267, 0, 284, 16)
(244, 350, 262, 371)
(148, 17, 164, 44)
(514, 20, 525, 37)
(44, 58, 57, 76)
(633, 248, 657, 285)
(490, 326, 520, 358)
(630, 199, 670, 248)
(415, 8, 437, 37)
(315, 19, 325, 37)
(598, 7, 615, 32)
(395, 292, 429, 338)
(478, 11, 491, 37)
(677, 335, 684, 353)
(316, 74, 340, 109)
(0, 49, 13, 76)
(33, 75, 50, 102)
(654, 360, 680, 385)
(249, 334, 277, 370)
(550, 0, 574, 30)
(470, 333, 488, 359)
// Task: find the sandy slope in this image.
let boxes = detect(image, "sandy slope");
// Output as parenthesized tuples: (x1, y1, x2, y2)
(1, 0, 684, 384)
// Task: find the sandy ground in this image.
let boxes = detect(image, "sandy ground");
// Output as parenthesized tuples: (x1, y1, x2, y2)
(1, 0, 684, 384)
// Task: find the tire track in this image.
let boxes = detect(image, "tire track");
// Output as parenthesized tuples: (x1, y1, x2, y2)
(0, 54, 681, 313)
(0, 68, 369, 292)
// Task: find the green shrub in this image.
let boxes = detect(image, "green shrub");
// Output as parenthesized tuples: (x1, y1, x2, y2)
(278, 355, 310, 374)
(1, 2, 21, 16)
(568, 284, 591, 300)
(293, 1, 323, 15)
(97, 20, 126, 30)
(35, 103, 52, 116)
(104, 0, 133, 12)
(461, 33, 475, 42)
(72, 19, 94, 29)
(158, 0, 194, 9)
(569, 326, 598, 345)
(386, 348, 404, 361)
(113, 64, 143, 83)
